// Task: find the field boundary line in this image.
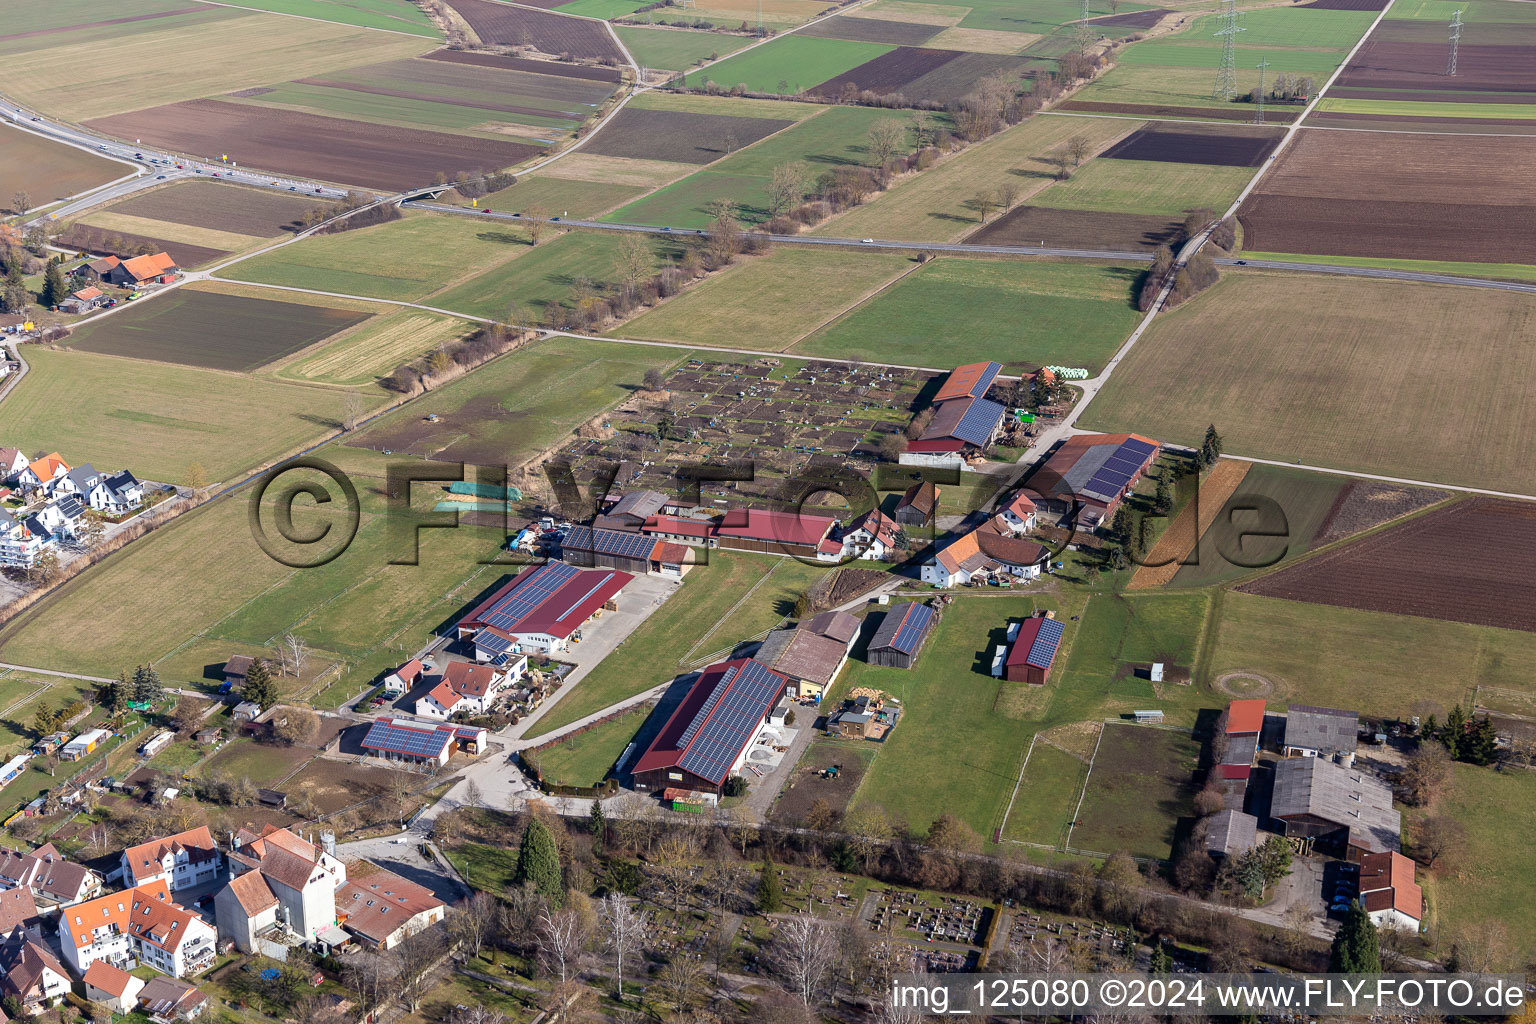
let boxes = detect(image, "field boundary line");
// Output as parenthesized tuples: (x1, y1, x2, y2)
(680, 559, 783, 666)
(995, 731, 1038, 844)
(1062, 720, 1106, 853)
(211, 278, 499, 323)
(0, 682, 50, 719)
(791, 258, 927, 347)
(1301, 123, 1536, 139)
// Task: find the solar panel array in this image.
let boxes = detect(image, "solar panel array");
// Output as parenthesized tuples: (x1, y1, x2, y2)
(952, 397, 1006, 447)
(567, 526, 656, 560)
(889, 602, 935, 655)
(473, 628, 515, 655)
(1025, 617, 1067, 669)
(969, 361, 1002, 398)
(1082, 438, 1156, 503)
(676, 665, 736, 750)
(481, 562, 579, 633)
(677, 660, 785, 783)
(361, 719, 450, 758)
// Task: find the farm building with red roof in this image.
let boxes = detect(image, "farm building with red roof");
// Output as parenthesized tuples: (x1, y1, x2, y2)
(908, 361, 1007, 457)
(456, 561, 631, 657)
(1358, 851, 1422, 932)
(1001, 611, 1065, 685)
(631, 658, 788, 795)
(1029, 433, 1160, 529)
(713, 508, 837, 558)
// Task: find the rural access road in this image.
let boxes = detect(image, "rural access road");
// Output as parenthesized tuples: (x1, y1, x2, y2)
(407, 202, 1536, 295)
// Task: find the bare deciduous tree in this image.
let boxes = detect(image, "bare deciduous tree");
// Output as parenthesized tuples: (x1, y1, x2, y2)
(451, 892, 499, 962)
(997, 180, 1021, 213)
(772, 914, 838, 1006)
(616, 232, 653, 288)
(767, 162, 809, 218)
(659, 956, 704, 1010)
(1067, 133, 1093, 166)
(652, 831, 698, 911)
(536, 907, 586, 988)
(599, 892, 647, 1001)
(866, 118, 907, 167)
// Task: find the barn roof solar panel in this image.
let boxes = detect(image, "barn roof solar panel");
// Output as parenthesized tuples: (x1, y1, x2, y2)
(1024, 617, 1065, 669)
(933, 361, 1003, 403)
(473, 628, 516, 655)
(565, 525, 657, 560)
(951, 397, 1006, 447)
(361, 719, 453, 759)
(871, 602, 935, 656)
(482, 562, 579, 632)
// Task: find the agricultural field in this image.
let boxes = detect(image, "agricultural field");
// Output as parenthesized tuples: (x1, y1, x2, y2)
(613, 247, 914, 350)
(581, 107, 797, 163)
(269, 310, 477, 385)
(969, 206, 1184, 251)
(997, 738, 1091, 848)
(677, 0, 839, 33)
(1236, 499, 1536, 633)
(445, 0, 626, 60)
(823, 113, 1139, 242)
(0, 125, 129, 213)
(525, 708, 649, 786)
(1239, 127, 1536, 264)
(1030, 157, 1256, 218)
(462, 173, 647, 217)
(206, 0, 441, 35)
(1205, 592, 1536, 719)
(66, 286, 372, 371)
(601, 106, 906, 226)
(0, 344, 382, 485)
(613, 25, 750, 70)
(799, 14, 943, 45)
(1099, 122, 1283, 167)
(692, 35, 896, 93)
(811, 50, 1039, 105)
(425, 229, 673, 321)
(224, 212, 532, 300)
(0, 7, 427, 122)
(1071, 6, 1377, 118)
(1081, 272, 1536, 493)
(86, 100, 541, 192)
(59, 180, 327, 267)
(1069, 723, 1199, 860)
(794, 257, 1143, 373)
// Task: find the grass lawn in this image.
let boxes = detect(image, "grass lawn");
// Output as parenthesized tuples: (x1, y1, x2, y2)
(1076, 64, 1293, 115)
(692, 556, 831, 655)
(821, 113, 1140, 243)
(1080, 271, 1536, 493)
(1316, 97, 1536, 120)
(524, 707, 648, 786)
(524, 551, 794, 739)
(447, 841, 521, 896)
(425, 229, 672, 319)
(1406, 764, 1536, 964)
(1204, 591, 1536, 719)
(207, 0, 440, 35)
(466, 176, 647, 218)
(1032, 158, 1256, 217)
(555, 0, 653, 15)
(1069, 722, 1199, 860)
(224, 213, 531, 301)
(614, 25, 748, 69)
(613, 247, 914, 350)
(794, 257, 1143, 373)
(195, 739, 313, 787)
(601, 106, 899, 227)
(999, 739, 1090, 847)
(681, 35, 894, 93)
(0, 346, 385, 484)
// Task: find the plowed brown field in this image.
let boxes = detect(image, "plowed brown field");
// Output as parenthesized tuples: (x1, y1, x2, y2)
(1129, 460, 1249, 590)
(1101, 123, 1283, 166)
(85, 100, 540, 191)
(1337, 40, 1536, 92)
(580, 108, 794, 163)
(1237, 499, 1536, 633)
(447, 0, 624, 61)
(423, 48, 623, 82)
(807, 46, 961, 98)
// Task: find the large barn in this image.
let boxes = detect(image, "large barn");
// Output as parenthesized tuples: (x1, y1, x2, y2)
(1029, 433, 1160, 529)
(1002, 611, 1065, 685)
(631, 658, 788, 795)
(907, 361, 1008, 457)
(456, 561, 631, 658)
(1270, 756, 1401, 860)
(562, 524, 690, 578)
(866, 602, 936, 669)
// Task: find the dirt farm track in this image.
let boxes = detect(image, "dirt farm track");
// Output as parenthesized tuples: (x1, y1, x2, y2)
(1238, 499, 1536, 634)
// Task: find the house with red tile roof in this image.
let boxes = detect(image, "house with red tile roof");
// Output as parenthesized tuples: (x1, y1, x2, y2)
(84, 961, 145, 1012)
(1358, 851, 1422, 932)
(1, 939, 69, 1013)
(838, 508, 901, 561)
(120, 826, 223, 893)
(921, 528, 1047, 588)
(61, 882, 215, 978)
(381, 658, 424, 697)
(59, 286, 107, 315)
(414, 660, 521, 718)
(335, 862, 444, 950)
(217, 826, 347, 951)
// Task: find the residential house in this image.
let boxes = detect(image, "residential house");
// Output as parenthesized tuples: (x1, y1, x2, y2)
(0, 509, 49, 567)
(58, 287, 107, 315)
(14, 454, 68, 496)
(414, 680, 464, 720)
(893, 481, 939, 527)
(0, 888, 39, 942)
(84, 961, 145, 1013)
(838, 509, 901, 561)
(455, 562, 631, 658)
(632, 658, 787, 795)
(46, 464, 100, 502)
(752, 610, 858, 699)
(993, 492, 1038, 535)
(120, 826, 224, 892)
(1028, 433, 1160, 530)
(433, 661, 522, 718)
(0, 843, 101, 906)
(34, 496, 87, 543)
(1283, 705, 1359, 759)
(0, 448, 29, 482)
(381, 659, 424, 697)
(60, 882, 217, 978)
(1000, 611, 1065, 685)
(218, 826, 346, 950)
(920, 528, 1046, 588)
(866, 602, 936, 669)
(1270, 756, 1401, 859)
(334, 862, 445, 950)
(360, 718, 487, 768)
(137, 977, 208, 1022)
(0, 939, 69, 1014)
(1357, 851, 1423, 932)
(96, 471, 145, 514)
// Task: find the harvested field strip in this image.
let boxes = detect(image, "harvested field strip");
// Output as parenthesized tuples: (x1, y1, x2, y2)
(0, 5, 205, 43)
(1032, 158, 1256, 217)
(858, 1, 967, 27)
(1100, 123, 1283, 166)
(232, 82, 580, 134)
(468, 174, 647, 217)
(1080, 272, 1536, 495)
(1314, 479, 1450, 545)
(422, 49, 623, 81)
(1316, 97, 1536, 119)
(1060, 99, 1298, 121)
(446, 0, 625, 61)
(290, 78, 583, 119)
(1128, 459, 1249, 590)
(0, 12, 428, 121)
(693, 35, 896, 94)
(1235, 250, 1536, 285)
(892, 51, 1038, 105)
(579, 107, 797, 164)
(611, 26, 750, 71)
(966, 206, 1182, 251)
(85, 100, 541, 192)
(76, 211, 266, 252)
(276, 311, 474, 385)
(798, 14, 940, 44)
(1236, 499, 1536, 633)
(626, 91, 822, 119)
(926, 27, 1039, 52)
(55, 224, 230, 270)
(105, 180, 328, 235)
(533, 154, 696, 187)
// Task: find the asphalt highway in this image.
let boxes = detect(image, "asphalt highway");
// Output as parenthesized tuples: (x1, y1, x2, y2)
(408, 201, 1536, 294)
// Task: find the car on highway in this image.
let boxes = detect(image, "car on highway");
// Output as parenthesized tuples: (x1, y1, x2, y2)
(315, 188, 323, 193)
(1236, 260, 1247, 265)
(862, 238, 875, 243)
(156, 175, 166, 179)
(30, 117, 39, 122)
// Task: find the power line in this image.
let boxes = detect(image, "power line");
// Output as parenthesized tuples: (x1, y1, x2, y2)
(1254, 58, 1269, 123)
(1447, 8, 1463, 76)
(1212, 0, 1243, 101)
